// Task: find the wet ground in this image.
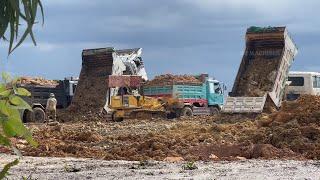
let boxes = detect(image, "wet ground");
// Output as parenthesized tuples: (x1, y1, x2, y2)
(1, 155, 319, 180)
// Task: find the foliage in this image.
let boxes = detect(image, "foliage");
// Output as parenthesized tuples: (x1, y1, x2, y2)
(0, 72, 38, 179)
(0, 0, 44, 54)
(182, 161, 198, 171)
(0, 159, 19, 179)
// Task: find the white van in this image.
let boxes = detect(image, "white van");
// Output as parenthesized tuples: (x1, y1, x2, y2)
(286, 71, 320, 100)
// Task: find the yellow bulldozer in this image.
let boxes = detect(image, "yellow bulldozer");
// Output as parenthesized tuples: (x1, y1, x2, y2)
(106, 75, 183, 121)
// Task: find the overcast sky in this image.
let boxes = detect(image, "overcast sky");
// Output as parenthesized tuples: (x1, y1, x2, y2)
(1, 0, 320, 88)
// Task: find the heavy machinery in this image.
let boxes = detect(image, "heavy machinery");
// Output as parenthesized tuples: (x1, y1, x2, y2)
(222, 26, 298, 113)
(143, 74, 226, 116)
(107, 75, 183, 121)
(20, 77, 78, 122)
(70, 47, 148, 116)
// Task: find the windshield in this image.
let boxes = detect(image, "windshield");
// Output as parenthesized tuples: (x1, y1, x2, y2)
(288, 77, 304, 86)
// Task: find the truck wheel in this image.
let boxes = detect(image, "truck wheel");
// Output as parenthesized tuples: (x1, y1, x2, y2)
(181, 107, 193, 117)
(33, 107, 46, 123)
(210, 107, 220, 115)
(24, 110, 34, 123)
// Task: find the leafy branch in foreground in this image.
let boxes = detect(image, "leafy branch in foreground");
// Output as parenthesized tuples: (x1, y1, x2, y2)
(0, 0, 44, 54)
(0, 72, 38, 179)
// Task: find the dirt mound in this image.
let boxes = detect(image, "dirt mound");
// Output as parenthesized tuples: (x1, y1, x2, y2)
(144, 74, 202, 86)
(247, 95, 320, 159)
(19, 76, 59, 87)
(3, 96, 319, 161)
(231, 41, 283, 97)
(66, 48, 114, 121)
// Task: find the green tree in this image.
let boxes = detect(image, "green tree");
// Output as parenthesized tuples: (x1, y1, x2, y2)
(0, 0, 44, 54)
(0, 0, 44, 178)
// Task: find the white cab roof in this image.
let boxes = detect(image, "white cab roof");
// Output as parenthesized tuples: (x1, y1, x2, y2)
(289, 71, 320, 76)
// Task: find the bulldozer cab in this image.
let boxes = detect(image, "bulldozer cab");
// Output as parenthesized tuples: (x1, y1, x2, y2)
(107, 75, 143, 109)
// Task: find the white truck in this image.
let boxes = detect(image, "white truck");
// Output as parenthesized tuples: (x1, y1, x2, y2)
(223, 26, 298, 113)
(286, 71, 320, 100)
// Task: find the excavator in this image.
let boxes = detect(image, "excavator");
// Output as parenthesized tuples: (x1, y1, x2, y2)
(107, 75, 183, 121)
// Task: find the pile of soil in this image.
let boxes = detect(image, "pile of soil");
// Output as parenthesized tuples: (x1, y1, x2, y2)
(19, 77, 59, 87)
(66, 49, 114, 121)
(250, 95, 320, 159)
(232, 43, 283, 97)
(144, 74, 202, 86)
(3, 95, 319, 161)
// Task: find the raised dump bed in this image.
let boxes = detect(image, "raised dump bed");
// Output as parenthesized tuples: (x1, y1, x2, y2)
(223, 26, 298, 113)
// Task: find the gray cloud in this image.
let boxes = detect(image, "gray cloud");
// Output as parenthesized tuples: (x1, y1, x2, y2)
(1, 0, 320, 88)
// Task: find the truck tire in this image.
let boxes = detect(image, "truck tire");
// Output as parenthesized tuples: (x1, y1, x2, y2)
(181, 107, 193, 117)
(210, 107, 220, 115)
(33, 107, 46, 123)
(24, 110, 34, 123)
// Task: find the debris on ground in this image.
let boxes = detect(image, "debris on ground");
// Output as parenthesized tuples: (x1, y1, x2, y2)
(2, 95, 319, 161)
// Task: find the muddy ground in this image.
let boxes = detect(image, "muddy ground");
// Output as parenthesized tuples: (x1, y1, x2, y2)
(1, 155, 319, 180)
(0, 96, 319, 162)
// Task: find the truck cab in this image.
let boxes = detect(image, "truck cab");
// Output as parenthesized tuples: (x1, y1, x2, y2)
(286, 71, 320, 100)
(206, 79, 225, 107)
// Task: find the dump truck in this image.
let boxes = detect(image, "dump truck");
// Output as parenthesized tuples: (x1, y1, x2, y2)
(20, 77, 78, 122)
(223, 26, 298, 113)
(143, 74, 226, 116)
(70, 48, 148, 116)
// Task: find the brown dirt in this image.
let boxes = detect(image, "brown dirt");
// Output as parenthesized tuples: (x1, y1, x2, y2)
(2, 95, 320, 161)
(66, 49, 114, 121)
(19, 76, 59, 87)
(144, 74, 202, 86)
(232, 42, 284, 97)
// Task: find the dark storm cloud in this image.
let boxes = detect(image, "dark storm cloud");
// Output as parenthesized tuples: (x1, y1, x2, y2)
(1, 0, 320, 88)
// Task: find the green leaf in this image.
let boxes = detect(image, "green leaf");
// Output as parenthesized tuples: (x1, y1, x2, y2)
(3, 107, 38, 147)
(0, 159, 19, 180)
(0, 133, 10, 146)
(9, 95, 32, 110)
(15, 88, 31, 97)
(0, 100, 10, 116)
(1, 72, 10, 82)
(0, 90, 12, 97)
(0, 84, 5, 93)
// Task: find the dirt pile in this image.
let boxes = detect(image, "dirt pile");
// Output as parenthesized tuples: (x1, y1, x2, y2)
(66, 48, 114, 121)
(2, 95, 319, 161)
(19, 77, 59, 87)
(144, 74, 202, 86)
(233, 47, 283, 97)
(247, 95, 320, 159)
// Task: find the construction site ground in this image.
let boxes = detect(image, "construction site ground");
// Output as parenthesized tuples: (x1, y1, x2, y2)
(0, 95, 319, 162)
(1, 95, 320, 178)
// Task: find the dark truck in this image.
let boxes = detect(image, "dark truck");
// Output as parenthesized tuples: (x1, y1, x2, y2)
(20, 77, 78, 122)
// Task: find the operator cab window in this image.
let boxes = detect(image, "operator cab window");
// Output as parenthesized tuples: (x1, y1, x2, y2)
(288, 77, 304, 86)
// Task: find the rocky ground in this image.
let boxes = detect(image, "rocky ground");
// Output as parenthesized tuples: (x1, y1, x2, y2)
(1, 155, 320, 180)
